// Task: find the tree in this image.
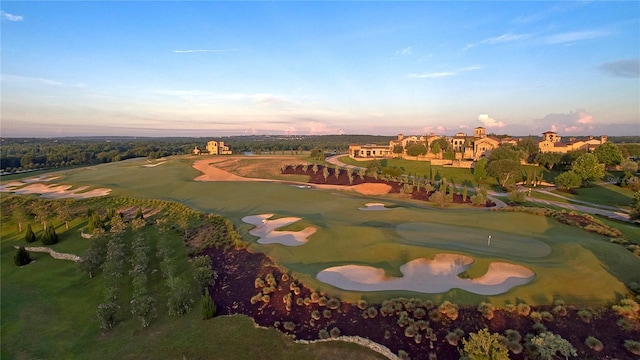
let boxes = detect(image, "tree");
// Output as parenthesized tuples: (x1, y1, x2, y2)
(489, 145, 525, 162)
(14, 246, 32, 266)
(461, 328, 510, 360)
(201, 288, 216, 320)
(24, 224, 36, 243)
(135, 207, 144, 219)
(41, 223, 59, 245)
(535, 152, 563, 170)
(594, 141, 623, 167)
(620, 159, 639, 176)
(393, 144, 404, 156)
(432, 138, 451, 153)
(572, 153, 605, 184)
(310, 148, 323, 160)
(12, 206, 27, 233)
(431, 142, 442, 155)
(473, 158, 488, 184)
(554, 171, 582, 191)
(406, 143, 427, 157)
(528, 332, 577, 360)
(56, 205, 72, 230)
(487, 159, 521, 188)
(517, 137, 539, 162)
(630, 191, 640, 221)
(193, 255, 215, 292)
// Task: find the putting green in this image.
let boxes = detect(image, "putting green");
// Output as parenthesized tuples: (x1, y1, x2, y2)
(396, 222, 552, 258)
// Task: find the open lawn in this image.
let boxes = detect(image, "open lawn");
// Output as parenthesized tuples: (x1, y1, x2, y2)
(551, 182, 634, 209)
(14, 155, 637, 307)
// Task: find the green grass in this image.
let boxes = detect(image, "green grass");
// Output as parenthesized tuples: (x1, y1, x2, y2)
(551, 183, 634, 209)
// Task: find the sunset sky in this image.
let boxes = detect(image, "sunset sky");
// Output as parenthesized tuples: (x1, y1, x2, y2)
(1, 1, 639, 137)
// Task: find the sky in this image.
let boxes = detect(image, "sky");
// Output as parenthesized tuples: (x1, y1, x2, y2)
(1, 1, 639, 137)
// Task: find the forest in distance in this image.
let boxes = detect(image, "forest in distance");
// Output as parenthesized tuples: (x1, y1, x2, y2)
(2, 134, 640, 174)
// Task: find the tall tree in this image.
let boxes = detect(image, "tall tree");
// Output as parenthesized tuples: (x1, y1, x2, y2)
(572, 153, 605, 184)
(473, 158, 488, 184)
(487, 159, 521, 188)
(554, 171, 582, 191)
(594, 141, 623, 167)
(24, 224, 36, 243)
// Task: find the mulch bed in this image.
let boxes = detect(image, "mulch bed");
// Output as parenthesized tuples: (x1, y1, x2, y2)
(282, 164, 495, 207)
(200, 245, 639, 360)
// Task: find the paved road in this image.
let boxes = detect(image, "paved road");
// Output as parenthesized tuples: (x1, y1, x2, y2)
(325, 154, 366, 170)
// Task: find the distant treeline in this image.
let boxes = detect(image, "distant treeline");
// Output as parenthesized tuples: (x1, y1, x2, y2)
(0, 135, 393, 172)
(1, 134, 638, 173)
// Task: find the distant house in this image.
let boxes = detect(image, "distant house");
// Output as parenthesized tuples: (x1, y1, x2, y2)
(349, 144, 392, 158)
(192, 146, 201, 155)
(538, 131, 607, 153)
(206, 140, 232, 155)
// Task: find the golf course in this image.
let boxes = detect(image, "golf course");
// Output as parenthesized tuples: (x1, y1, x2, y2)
(2, 154, 640, 360)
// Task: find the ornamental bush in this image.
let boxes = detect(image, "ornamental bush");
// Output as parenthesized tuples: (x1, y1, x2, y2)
(14, 246, 31, 266)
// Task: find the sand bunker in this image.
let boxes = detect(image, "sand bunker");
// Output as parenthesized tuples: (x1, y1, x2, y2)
(143, 161, 166, 167)
(0, 181, 111, 199)
(359, 203, 392, 211)
(191, 158, 391, 195)
(317, 253, 535, 295)
(242, 214, 317, 246)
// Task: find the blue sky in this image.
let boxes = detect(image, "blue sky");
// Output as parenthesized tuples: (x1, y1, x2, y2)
(1, 1, 639, 137)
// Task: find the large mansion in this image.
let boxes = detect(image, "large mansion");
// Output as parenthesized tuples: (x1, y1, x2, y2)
(349, 127, 608, 162)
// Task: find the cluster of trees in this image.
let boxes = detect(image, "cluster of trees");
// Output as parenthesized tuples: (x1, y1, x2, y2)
(0, 137, 202, 172)
(479, 139, 639, 192)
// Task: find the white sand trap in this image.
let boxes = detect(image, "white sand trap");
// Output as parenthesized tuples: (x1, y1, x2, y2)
(1, 181, 111, 199)
(242, 214, 317, 246)
(317, 253, 535, 295)
(359, 203, 392, 211)
(143, 161, 167, 167)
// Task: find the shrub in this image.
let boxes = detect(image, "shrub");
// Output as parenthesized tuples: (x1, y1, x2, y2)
(311, 310, 321, 320)
(414, 307, 426, 319)
(429, 308, 443, 322)
(329, 327, 341, 338)
(295, 298, 304, 306)
(384, 329, 391, 339)
(507, 190, 527, 204)
(283, 321, 296, 331)
(254, 277, 265, 288)
(404, 325, 418, 338)
(529, 332, 576, 360)
(318, 329, 330, 339)
(366, 307, 378, 319)
(323, 309, 332, 319)
(24, 224, 36, 243)
(585, 336, 603, 352)
(357, 299, 368, 310)
(530, 311, 542, 323)
(281, 273, 289, 282)
(540, 311, 554, 322)
(477, 301, 495, 320)
(318, 296, 327, 307)
(439, 301, 459, 320)
(624, 340, 640, 355)
(14, 246, 32, 266)
(326, 297, 341, 310)
(41, 223, 59, 245)
(612, 298, 639, 319)
(552, 304, 568, 317)
(577, 309, 594, 323)
(201, 289, 216, 320)
(97, 301, 119, 331)
(445, 328, 464, 346)
(462, 329, 509, 360)
(504, 329, 521, 343)
(398, 350, 410, 360)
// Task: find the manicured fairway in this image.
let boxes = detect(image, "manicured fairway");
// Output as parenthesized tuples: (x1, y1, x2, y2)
(12, 155, 640, 305)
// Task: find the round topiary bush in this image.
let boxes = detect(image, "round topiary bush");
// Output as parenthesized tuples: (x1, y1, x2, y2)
(329, 327, 341, 338)
(585, 336, 603, 352)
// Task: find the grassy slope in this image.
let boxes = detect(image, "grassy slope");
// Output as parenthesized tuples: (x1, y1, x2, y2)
(551, 182, 634, 209)
(1, 207, 386, 360)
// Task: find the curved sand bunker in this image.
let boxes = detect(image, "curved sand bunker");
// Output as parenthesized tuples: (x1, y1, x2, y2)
(1, 180, 111, 199)
(242, 214, 317, 246)
(359, 203, 393, 211)
(317, 254, 535, 295)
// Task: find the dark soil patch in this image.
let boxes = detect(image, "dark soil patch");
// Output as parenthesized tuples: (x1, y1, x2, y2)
(201, 245, 639, 360)
(282, 164, 494, 207)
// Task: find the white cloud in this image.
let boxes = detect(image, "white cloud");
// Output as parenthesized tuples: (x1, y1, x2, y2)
(545, 30, 610, 44)
(409, 66, 480, 79)
(172, 49, 237, 53)
(1, 11, 23, 22)
(464, 33, 532, 50)
(533, 109, 596, 134)
(397, 46, 413, 55)
(478, 114, 505, 128)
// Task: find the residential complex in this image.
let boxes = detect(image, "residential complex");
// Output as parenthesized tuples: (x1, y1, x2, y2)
(349, 127, 607, 162)
(206, 140, 232, 155)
